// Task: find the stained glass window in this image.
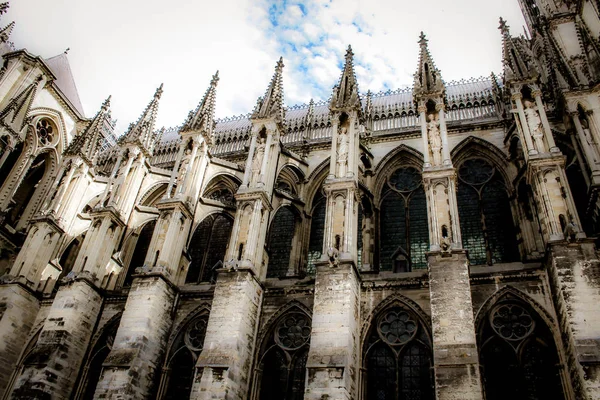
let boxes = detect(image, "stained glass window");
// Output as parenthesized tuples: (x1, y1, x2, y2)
(125, 220, 156, 287)
(480, 301, 565, 400)
(379, 167, 429, 271)
(366, 307, 434, 400)
(457, 159, 519, 266)
(307, 198, 325, 276)
(186, 214, 233, 284)
(267, 207, 296, 278)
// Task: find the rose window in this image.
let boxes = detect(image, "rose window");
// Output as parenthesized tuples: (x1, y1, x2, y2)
(388, 167, 421, 192)
(458, 159, 495, 185)
(275, 313, 311, 350)
(36, 118, 55, 146)
(378, 309, 418, 345)
(185, 317, 208, 351)
(491, 304, 534, 341)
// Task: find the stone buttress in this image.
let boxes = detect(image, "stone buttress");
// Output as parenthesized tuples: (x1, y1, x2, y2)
(414, 33, 484, 400)
(304, 46, 362, 400)
(189, 60, 285, 400)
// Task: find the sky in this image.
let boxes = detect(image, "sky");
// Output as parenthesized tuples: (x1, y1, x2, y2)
(6, 0, 527, 134)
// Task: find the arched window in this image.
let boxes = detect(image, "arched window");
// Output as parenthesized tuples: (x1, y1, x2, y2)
(162, 314, 209, 399)
(479, 300, 565, 400)
(257, 311, 311, 400)
(364, 306, 434, 400)
(379, 167, 429, 272)
(124, 220, 156, 287)
(307, 190, 325, 276)
(267, 207, 297, 278)
(58, 233, 86, 282)
(7, 152, 48, 226)
(77, 320, 119, 399)
(457, 159, 519, 265)
(186, 214, 233, 284)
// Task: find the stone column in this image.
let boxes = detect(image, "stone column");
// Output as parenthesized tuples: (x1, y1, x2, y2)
(571, 112, 599, 169)
(532, 89, 558, 153)
(190, 270, 263, 400)
(436, 103, 451, 166)
(9, 277, 103, 400)
(512, 90, 537, 156)
(428, 251, 483, 400)
(0, 282, 40, 398)
(241, 134, 257, 188)
(546, 241, 600, 399)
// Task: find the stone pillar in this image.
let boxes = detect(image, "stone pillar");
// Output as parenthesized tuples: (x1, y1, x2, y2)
(436, 103, 451, 166)
(546, 241, 600, 399)
(305, 262, 360, 400)
(0, 282, 40, 398)
(419, 103, 431, 167)
(532, 88, 559, 153)
(9, 277, 102, 400)
(428, 251, 483, 400)
(94, 275, 176, 399)
(190, 270, 263, 400)
(512, 90, 537, 157)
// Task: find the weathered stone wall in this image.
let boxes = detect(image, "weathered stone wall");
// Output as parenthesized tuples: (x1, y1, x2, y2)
(305, 263, 360, 400)
(0, 284, 40, 398)
(191, 270, 263, 400)
(10, 280, 102, 400)
(428, 252, 483, 400)
(94, 276, 176, 399)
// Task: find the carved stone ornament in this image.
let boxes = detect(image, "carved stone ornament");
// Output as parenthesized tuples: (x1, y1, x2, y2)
(184, 317, 208, 351)
(326, 247, 339, 267)
(490, 303, 534, 341)
(377, 308, 418, 346)
(275, 313, 311, 350)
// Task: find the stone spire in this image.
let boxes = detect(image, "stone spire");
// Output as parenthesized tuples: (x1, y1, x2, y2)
(181, 71, 219, 143)
(0, 75, 41, 134)
(64, 95, 111, 164)
(413, 32, 445, 97)
(120, 83, 163, 155)
(500, 17, 538, 82)
(0, 21, 14, 43)
(330, 45, 360, 111)
(252, 57, 285, 124)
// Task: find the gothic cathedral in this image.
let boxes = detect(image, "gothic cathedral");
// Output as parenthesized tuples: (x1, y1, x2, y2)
(1, 1, 600, 399)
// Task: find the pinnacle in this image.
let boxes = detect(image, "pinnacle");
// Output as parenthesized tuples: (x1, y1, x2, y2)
(102, 95, 111, 110)
(345, 45, 354, 61)
(419, 31, 428, 48)
(499, 17, 510, 36)
(154, 83, 164, 99)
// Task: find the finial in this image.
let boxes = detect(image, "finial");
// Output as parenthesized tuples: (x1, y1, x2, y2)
(211, 70, 219, 85)
(499, 17, 510, 35)
(345, 45, 354, 61)
(155, 83, 163, 98)
(102, 95, 111, 110)
(418, 31, 428, 47)
(64, 47, 70, 55)
(276, 56, 284, 71)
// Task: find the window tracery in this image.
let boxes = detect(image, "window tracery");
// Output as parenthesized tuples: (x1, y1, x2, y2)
(379, 167, 429, 271)
(365, 306, 433, 400)
(36, 118, 55, 146)
(457, 158, 519, 265)
(257, 310, 311, 400)
(267, 206, 297, 278)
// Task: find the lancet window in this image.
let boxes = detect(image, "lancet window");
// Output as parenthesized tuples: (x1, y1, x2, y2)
(364, 305, 434, 400)
(266, 206, 297, 278)
(124, 220, 156, 287)
(457, 158, 519, 265)
(161, 314, 209, 399)
(306, 190, 325, 276)
(379, 167, 429, 271)
(479, 299, 565, 400)
(186, 213, 233, 284)
(7, 152, 49, 227)
(256, 310, 311, 400)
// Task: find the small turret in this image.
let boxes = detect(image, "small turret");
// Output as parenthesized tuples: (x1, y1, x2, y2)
(413, 32, 445, 98)
(120, 84, 163, 156)
(330, 45, 360, 112)
(181, 71, 219, 144)
(252, 58, 285, 126)
(64, 96, 112, 164)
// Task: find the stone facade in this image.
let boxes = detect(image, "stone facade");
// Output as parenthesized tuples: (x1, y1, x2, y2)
(1, 1, 600, 399)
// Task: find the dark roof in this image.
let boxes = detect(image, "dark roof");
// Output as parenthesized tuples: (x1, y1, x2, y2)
(45, 53, 85, 116)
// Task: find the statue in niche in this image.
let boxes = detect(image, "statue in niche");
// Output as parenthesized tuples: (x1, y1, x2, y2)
(176, 148, 192, 195)
(524, 100, 546, 153)
(336, 126, 349, 177)
(251, 135, 266, 185)
(427, 114, 442, 166)
(580, 114, 599, 162)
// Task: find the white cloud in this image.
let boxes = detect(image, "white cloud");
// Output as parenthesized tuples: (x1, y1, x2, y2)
(6, 0, 527, 133)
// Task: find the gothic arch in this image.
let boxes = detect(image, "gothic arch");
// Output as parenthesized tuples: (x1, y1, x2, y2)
(164, 303, 211, 358)
(138, 181, 169, 206)
(202, 172, 242, 195)
(28, 108, 70, 154)
(373, 145, 424, 206)
(275, 164, 304, 196)
(304, 158, 330, 210)
(360, 294, 432, 349)
(255, 300, 313, 351)
(451, 136, 514, 186)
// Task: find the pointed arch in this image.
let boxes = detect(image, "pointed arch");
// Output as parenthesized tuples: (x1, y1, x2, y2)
(451, 136, 513, 185)
(138, 181, 169, 207)
(266, 205, 302, 278)
(373, 144, 424, 205)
